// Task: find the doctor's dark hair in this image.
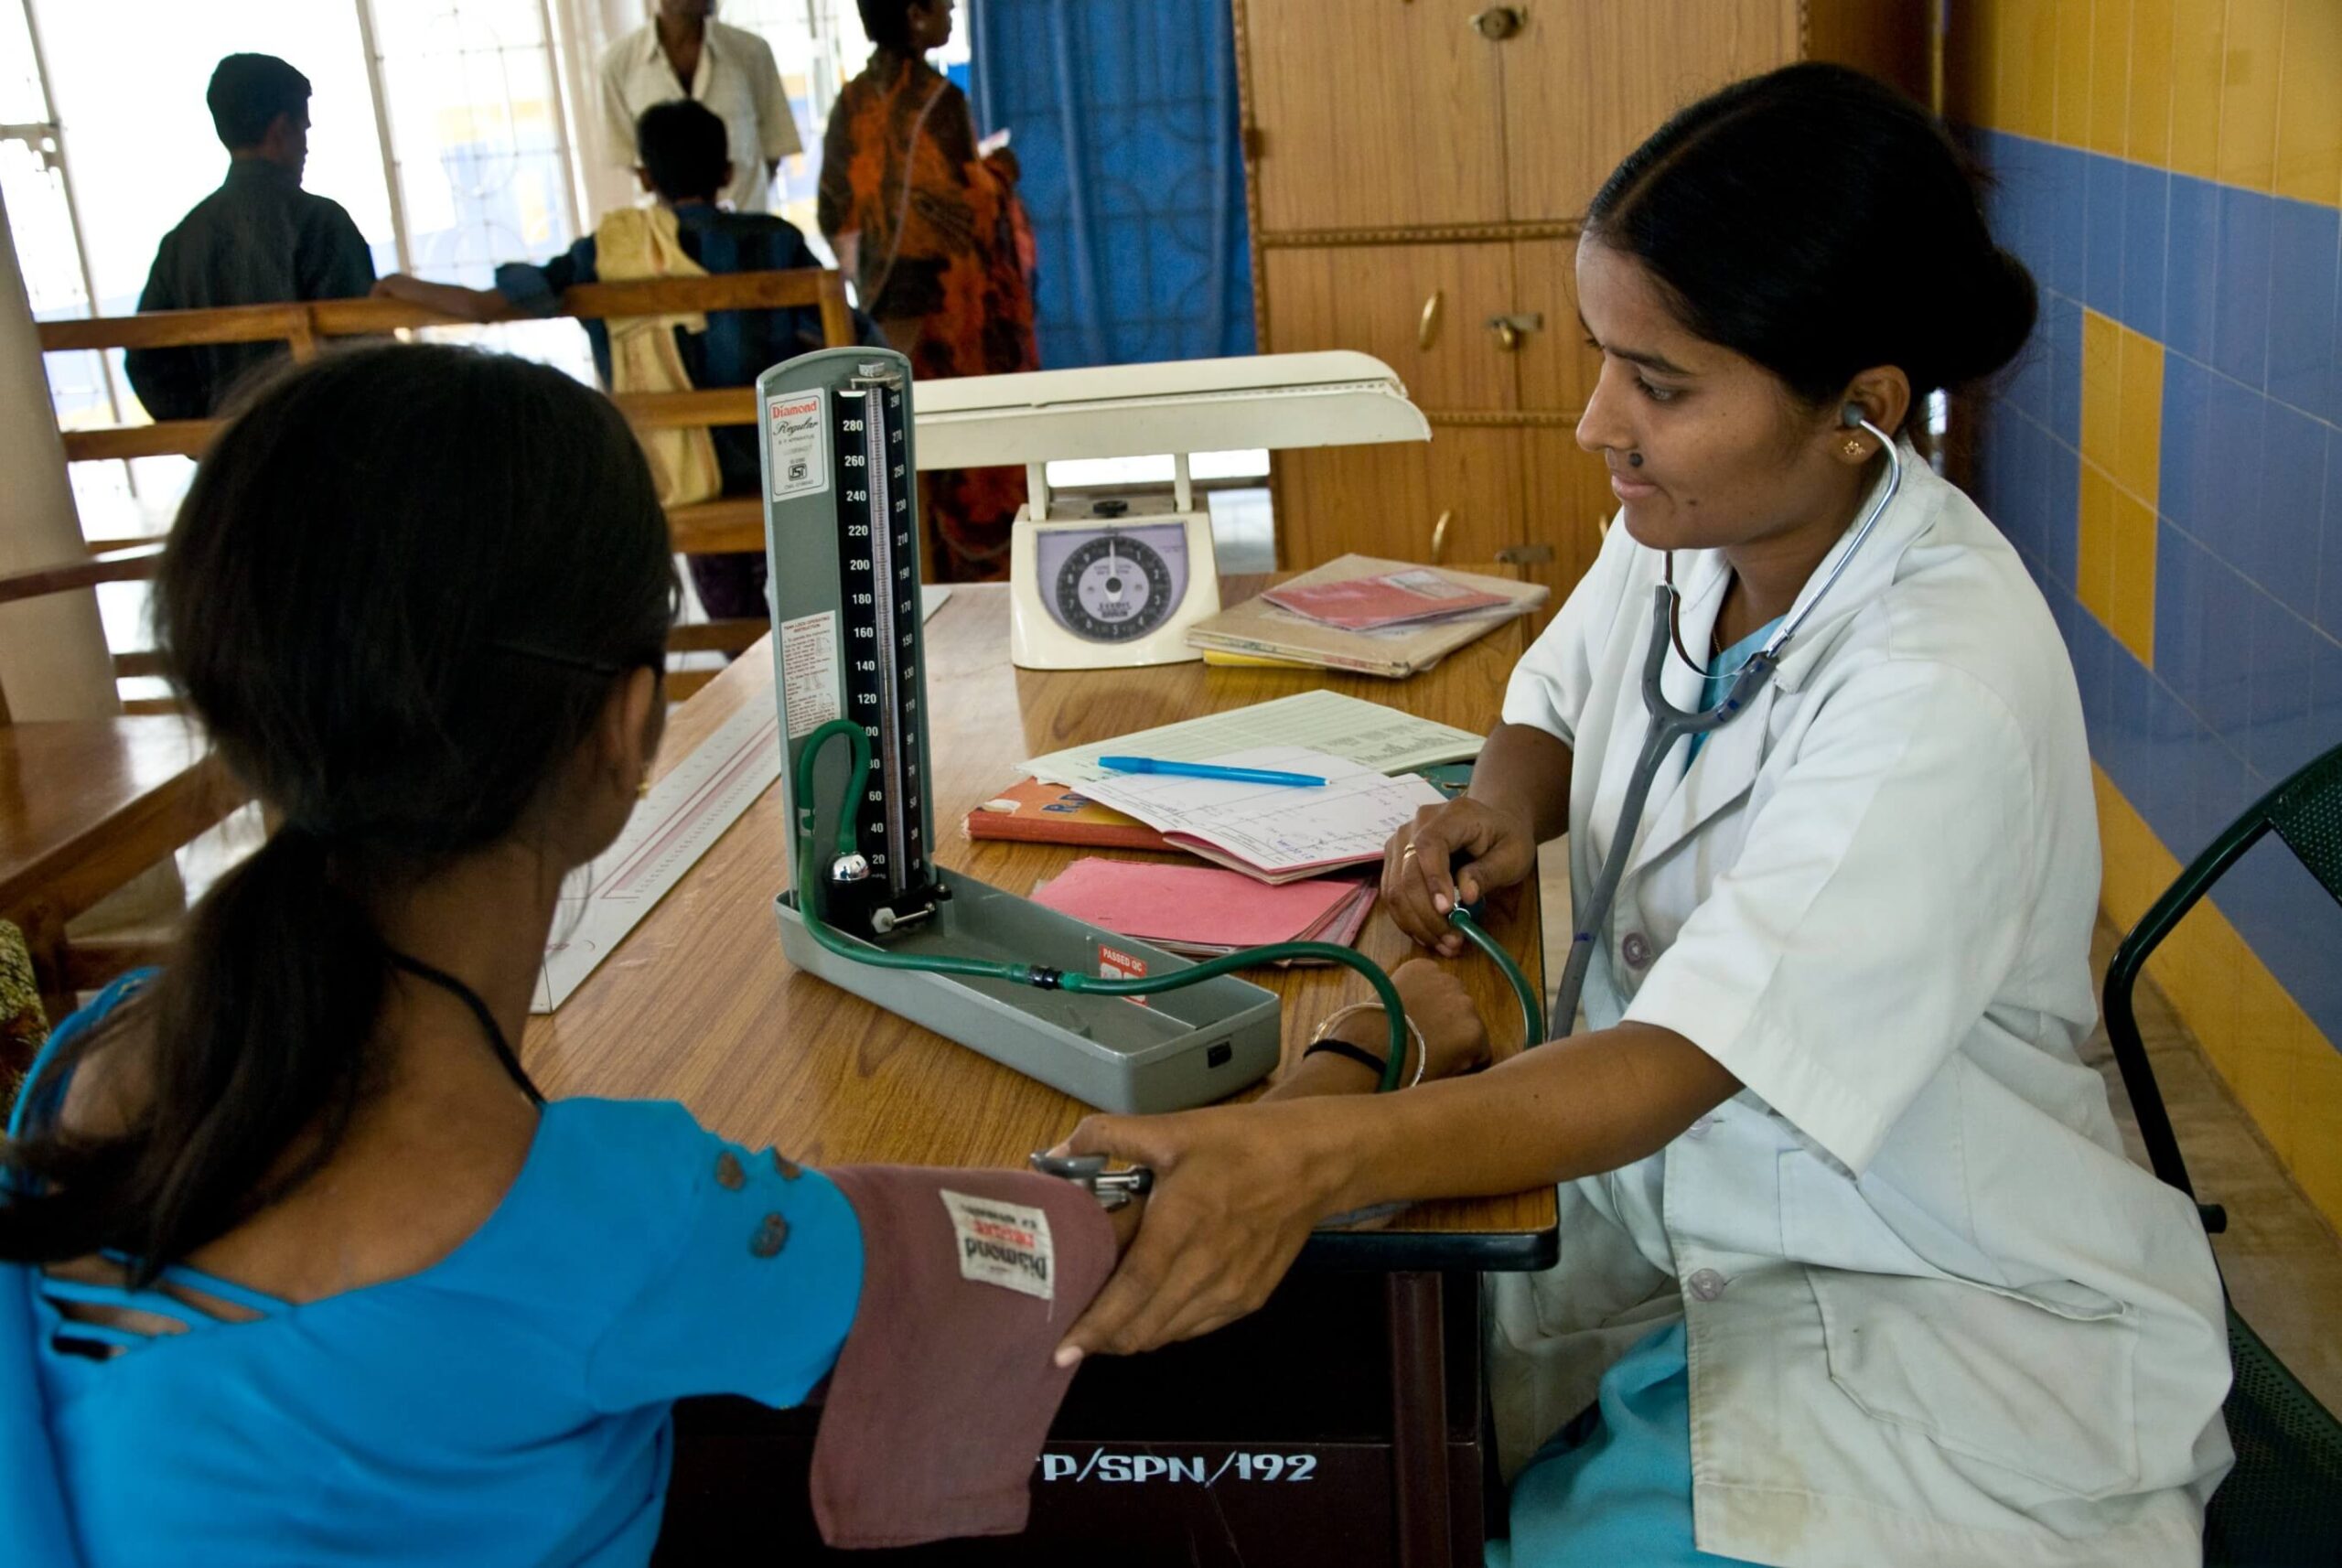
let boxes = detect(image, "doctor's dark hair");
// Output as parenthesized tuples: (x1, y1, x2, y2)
(0, 344, 676, 1282)
(1584, 62, 2036, 431)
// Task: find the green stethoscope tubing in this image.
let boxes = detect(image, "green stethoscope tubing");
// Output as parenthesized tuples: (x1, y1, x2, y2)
(791, 717, 1544, 1094)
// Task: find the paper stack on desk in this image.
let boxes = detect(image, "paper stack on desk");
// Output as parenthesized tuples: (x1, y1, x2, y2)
(1184, 556, 1546, 679)
(1071, 746, 1445, 884)
(1034, 858, 1375, 961)
(1263, 566, 1514, 630)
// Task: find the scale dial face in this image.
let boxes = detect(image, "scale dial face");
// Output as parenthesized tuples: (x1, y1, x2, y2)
(1040, 524, 1189, 642)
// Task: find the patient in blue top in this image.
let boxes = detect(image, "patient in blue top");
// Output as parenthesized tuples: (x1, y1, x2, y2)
(16, 986, 859, 1565)
(0, 343, 1091, 1564)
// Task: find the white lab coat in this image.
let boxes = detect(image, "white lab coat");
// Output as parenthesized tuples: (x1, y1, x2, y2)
(1489, 447, 2231, 1568)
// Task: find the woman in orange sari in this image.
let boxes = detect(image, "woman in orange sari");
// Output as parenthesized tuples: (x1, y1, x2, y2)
(819, 0, 1039, 580)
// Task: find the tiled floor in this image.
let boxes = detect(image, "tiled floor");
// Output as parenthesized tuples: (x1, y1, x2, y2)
(1536, 842, 2342, 1412)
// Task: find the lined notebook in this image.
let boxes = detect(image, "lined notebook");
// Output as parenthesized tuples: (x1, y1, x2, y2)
(1033, 859, 1375, 961)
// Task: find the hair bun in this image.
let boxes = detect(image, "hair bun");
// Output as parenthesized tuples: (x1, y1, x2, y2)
(1932, 245, 2038, 392)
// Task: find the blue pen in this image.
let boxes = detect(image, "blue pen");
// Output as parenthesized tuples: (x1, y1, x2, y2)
(1096, 756, 1327, 788)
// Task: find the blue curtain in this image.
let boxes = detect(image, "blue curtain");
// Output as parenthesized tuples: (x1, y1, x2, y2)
(968, 0, 1255, 367)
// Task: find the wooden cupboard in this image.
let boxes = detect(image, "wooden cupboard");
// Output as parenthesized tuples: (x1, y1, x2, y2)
(1233, 0, 1929, 604)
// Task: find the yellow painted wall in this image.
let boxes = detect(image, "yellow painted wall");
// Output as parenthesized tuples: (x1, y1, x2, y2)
(1955, 0, 2342, 209)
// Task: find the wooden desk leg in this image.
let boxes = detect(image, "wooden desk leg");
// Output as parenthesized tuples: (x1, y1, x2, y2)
(1389, 1271, 1453, 1568)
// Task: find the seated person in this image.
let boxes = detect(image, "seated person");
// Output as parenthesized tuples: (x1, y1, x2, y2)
(1051, 63, 2233, 1568)
(0, 343, 1186, 1564)
(374, 98, 873, 626)
(124, 53, 376, 422)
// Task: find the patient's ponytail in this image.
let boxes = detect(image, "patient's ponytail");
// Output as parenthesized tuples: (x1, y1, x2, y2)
(0, 344, 675, 1281)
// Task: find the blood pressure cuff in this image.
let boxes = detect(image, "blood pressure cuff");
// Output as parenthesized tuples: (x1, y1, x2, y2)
(811, 1165, 1115, 1548)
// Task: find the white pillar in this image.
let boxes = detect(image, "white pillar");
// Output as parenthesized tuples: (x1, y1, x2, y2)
(0, 183, 118, 721)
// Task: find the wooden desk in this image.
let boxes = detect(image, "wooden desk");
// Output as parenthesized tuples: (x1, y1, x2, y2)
(528, 580, 1555, 1567)
(0, 717, 241, 1021)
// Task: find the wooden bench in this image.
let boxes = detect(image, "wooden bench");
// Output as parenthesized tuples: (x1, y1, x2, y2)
(0, 547, 242, 1029)
(38, 268, 856, 701)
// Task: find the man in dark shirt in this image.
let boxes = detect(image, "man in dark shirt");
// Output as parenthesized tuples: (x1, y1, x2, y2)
(124, 54, 376, 422)
(376, 100, 876, 622)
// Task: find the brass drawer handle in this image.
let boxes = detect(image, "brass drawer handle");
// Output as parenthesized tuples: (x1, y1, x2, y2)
(1487, 312, 1542, 352)
(1419, 289, 1445, 350)
(1431, 510, 1453, 564)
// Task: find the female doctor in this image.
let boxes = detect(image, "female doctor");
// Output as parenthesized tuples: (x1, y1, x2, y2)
(1049, 63, 2233, 1568)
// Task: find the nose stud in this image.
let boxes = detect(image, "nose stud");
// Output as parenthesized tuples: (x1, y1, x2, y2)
(1628, 452, 1644, 468)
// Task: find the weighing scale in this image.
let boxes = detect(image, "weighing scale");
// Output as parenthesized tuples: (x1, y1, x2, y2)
(909, 352, 1431, 671)
(757, 347, 1284, 1113)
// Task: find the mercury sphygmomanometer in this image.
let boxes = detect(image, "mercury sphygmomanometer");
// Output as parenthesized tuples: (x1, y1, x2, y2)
(757, 348, 1540, 1118)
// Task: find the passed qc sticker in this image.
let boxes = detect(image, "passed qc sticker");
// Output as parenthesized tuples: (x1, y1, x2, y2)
(939, 1189, 1056, 1301)
(768, 388, 829, 501)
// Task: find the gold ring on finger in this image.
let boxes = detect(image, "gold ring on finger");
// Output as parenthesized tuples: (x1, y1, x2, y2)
(1401, 843, 1419, 859)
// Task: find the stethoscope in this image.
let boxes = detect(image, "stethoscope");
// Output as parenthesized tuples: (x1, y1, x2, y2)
(1548, 405, 1905, 1034)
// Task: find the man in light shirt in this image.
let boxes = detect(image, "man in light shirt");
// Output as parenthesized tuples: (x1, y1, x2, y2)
(598, 0, 801, 214)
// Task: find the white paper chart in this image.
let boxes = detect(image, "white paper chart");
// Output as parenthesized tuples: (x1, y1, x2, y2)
(1074, 746, 1445, 879)
(1023, 690, 1478, 787)
(533, 703, 781, 1012)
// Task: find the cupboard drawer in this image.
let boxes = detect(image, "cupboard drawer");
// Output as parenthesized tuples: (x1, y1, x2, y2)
(1520, 428, 1616, 609)
(1497, 0, 1799, 220)
(1509, 238, 1596, 413)
(1262, 243, 1519, 413)
(1244, 0, 1507, 231)
(1274, 430, 1526, 574)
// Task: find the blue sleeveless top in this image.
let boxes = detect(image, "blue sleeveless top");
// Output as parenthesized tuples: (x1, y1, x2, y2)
(5, 974, 864, 1566)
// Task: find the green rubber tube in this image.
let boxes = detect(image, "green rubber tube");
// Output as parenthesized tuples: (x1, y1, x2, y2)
(790, 719, 1543, 1093)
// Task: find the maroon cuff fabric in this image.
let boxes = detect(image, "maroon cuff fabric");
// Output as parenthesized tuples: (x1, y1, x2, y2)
(811, 1165, 1115, 1548)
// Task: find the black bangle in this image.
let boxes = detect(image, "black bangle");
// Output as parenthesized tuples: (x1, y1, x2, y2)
(1303, 1038, 1388, 1076)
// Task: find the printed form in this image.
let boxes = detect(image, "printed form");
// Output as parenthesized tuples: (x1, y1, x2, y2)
(1024, 690, 1479, 788)
(1074, 746, 1445, 880)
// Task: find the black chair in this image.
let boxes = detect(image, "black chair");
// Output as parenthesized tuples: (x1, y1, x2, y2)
(2100, 740, 2342, 1567)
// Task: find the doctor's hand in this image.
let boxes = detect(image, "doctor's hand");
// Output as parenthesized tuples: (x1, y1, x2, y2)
(1048, 1101, 1344, 1363)
(1382, 797, 1537, 955)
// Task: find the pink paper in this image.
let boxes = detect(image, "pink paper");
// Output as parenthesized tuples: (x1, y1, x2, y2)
(1262, 569, 1511, 631)
(1035, 859, 1369, 949)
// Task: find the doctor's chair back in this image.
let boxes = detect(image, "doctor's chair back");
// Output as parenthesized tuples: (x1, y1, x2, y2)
(2100, 738, 2342, 1568)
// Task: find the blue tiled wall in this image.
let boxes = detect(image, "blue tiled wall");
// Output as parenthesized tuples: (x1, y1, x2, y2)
(1968, 129, 2342, 1045)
